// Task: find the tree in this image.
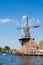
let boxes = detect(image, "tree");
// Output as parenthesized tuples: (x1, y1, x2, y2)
(0, 47, 2, 51)
(4, 46, 10, 50)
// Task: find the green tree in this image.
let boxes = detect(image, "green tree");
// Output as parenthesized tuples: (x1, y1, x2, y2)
(4, 46, 10, 50)
(0, 47, 2, 51)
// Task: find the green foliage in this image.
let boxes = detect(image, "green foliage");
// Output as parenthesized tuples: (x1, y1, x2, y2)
(0, 47, 2, 51)
(4, 46, 10, 50)
(0, 46, 18, 53)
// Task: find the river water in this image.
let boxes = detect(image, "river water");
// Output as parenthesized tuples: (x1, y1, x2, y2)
(0, 53, 43, 65)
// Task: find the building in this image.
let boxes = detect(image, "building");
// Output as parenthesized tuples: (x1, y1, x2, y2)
(18, 16, 39, 55)
(21, 39, 38, 54)
(39, 41, 43, 49)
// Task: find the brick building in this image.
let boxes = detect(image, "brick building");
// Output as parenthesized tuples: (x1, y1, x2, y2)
(39, 41, 43, 49)
(21, 39, 38, 54)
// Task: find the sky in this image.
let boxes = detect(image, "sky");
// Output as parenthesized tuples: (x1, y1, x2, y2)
(0, 0, 43, 50)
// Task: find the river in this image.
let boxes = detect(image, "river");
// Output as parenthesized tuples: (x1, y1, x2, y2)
(0, 53, 43, 65)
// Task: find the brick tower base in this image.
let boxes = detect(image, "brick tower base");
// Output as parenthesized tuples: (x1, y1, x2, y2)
(20, 39, 38, 54)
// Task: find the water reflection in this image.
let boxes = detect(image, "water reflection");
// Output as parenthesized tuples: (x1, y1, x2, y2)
(21, 56, 36, 65)
(21, 56, 43, 65)
(0, 53, 43, 65)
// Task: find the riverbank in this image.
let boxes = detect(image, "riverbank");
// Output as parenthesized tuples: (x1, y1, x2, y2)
(0, 50, 43, 56)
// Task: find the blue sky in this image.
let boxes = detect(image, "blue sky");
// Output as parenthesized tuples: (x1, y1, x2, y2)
(0, 0, 43, 50)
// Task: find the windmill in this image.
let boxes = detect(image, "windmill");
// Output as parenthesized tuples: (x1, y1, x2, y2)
(17, 16, 40, 45)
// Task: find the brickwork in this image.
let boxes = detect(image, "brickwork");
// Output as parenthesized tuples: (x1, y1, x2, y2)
(39, 41, 43, 49)
(21, 39, 38, 54)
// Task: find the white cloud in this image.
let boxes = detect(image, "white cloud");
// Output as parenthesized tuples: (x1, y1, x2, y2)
(0, 19, 14, 23)
(22, 16, 36, 22)
(28, 18, 35, 22)
(28, 18, 40, 23)
(31, 18, 35, 21)
(36, 19, 40, 22)
(22, 16, 28, 20)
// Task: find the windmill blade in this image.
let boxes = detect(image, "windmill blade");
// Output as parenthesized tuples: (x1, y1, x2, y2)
(17, 25, 40, 29)
(17, 27, 23, 29)
(28, 25, 40, 28)
(17, 27, 25, 29)
(32, 25, 40, 28)
(23, 25, 40, 28)
(17, 26, 30, 30)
